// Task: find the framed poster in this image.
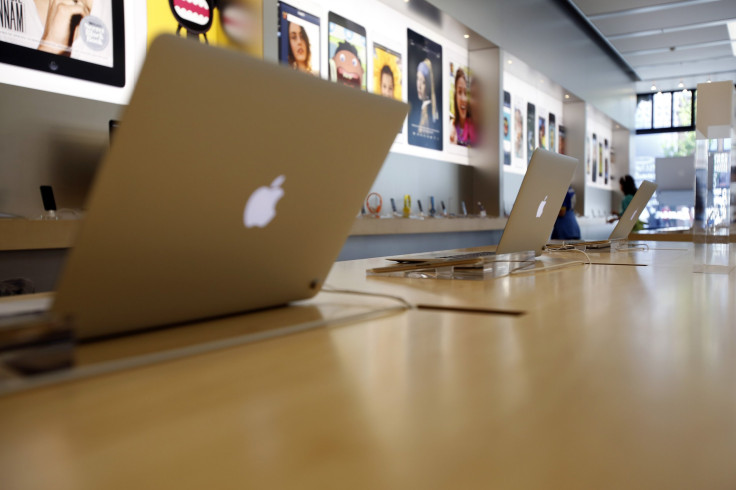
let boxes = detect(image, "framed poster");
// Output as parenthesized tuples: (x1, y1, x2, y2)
(373, 42, 401, 100)
(0, 0, 125, 87)
(328, 12, 366, 90)
(407, 28, 442, 151)
(278, 2, 320, 76)
(549, 113, 556, 153)
(503, 91, 511, 165)
(448, 59, 474, 147)
(526, 102, 535, 162)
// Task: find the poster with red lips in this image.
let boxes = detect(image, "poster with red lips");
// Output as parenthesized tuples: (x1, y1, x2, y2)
(147, 0, 262, 56)
(327, 12, 366, 91)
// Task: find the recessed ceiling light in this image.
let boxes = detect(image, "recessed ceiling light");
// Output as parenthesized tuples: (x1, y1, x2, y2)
(464, 34, 470, 39)
(564, 94, 570, 99)
(678, 80, 684, 88)
(650, 83, 657, 91)
(507, 59, 513, 65)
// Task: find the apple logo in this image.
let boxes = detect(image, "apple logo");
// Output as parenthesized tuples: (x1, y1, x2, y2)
(630, 209, 638, 220)
(536, 195, 548, 218)
(243, 175, 286, 228)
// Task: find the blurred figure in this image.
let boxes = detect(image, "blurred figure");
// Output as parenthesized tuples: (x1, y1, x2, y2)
(552, 186, 581, 240)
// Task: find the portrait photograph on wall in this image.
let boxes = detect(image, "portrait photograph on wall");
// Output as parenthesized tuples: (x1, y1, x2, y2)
(0, 0, 125, 87)
(526, 101, 535, 162)
(372, 42, 401, 100)
(538, 113, 546, 150)
(407, 28, 442, 151)
(448, 59, 475, 148)
(503, 91, 511, 165)
(549, 112, 556, 153)
(328, 12, 366, 90)
(278, 1, 320, 76)
(513, 96, 525, 167)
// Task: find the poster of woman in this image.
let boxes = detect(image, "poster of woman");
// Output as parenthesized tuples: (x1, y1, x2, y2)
(407, 28, 442, 151)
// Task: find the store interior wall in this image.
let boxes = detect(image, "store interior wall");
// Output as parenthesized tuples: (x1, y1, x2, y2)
(0, 84, 123, 218)
(0, 0, 635, 219)
(426, 0, 636, 129)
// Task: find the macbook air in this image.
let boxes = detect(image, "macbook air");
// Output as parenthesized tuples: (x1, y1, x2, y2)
(49, 35, 408, 340)
(388, 148, 578, 263)
(609, 180, 657, 240)
(555, 180, 658, 249)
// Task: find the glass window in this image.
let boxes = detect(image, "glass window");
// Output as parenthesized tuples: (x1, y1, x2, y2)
(672, 90, 692, 127)
(653, 91, 672, 129)
(635, 94, 652, 130)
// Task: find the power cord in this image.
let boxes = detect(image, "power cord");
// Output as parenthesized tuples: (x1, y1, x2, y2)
(321, 284, 413, 310)
(510, 248, 591, 276)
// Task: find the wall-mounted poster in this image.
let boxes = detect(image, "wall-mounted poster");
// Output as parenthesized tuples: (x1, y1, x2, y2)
(559, 125, 566, 155)
(278, 2, 320, 76)
(328, 12, 366, 90)
(0, 0, 125, 86)
(585, 134, 591, 174)
(214, 0, 262, 52)
(526, 102, 535, 162)
(598, 140, 604, 180)
(514, 97, 525, 164)
(407, 28, 442, 151)
(604, 138, 609, 185)
(538, 114, 546, 150)
(549, 113, 556, 153)
(148, 0, 262, 55)
(448, 61, 475, 147)
(373, 42, 401, 100)
(591, 133, 598, 183)
(503, 91, 511, 165)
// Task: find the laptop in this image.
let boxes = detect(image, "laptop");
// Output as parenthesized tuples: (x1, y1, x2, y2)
(387, 148, 578, 263)
(46, 35, 408, 340)
(609, 180, 658, 239)
(555, 180, 658, 249)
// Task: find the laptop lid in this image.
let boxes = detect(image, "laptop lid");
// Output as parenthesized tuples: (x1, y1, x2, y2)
(52, 35, 408, 340)
(609, 180, 657, 240)
(496, 148, 578, 256)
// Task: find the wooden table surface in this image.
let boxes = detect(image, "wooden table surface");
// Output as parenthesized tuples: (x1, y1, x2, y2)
(1, 242, 735, 489)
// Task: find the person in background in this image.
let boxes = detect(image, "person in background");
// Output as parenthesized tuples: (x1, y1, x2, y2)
(608, 175, 643, 230)
(552, 186, 581, 240)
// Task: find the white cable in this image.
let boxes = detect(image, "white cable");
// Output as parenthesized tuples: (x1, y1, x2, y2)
(510, 248, 591, 276)
(321, 284, 413, 310)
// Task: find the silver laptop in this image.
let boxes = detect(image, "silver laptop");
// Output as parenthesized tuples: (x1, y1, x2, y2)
(389, 148, 578, 262)
(558, 180, 657, 249)
(609, 180, 657, 239)
(50, 35, 407, 340)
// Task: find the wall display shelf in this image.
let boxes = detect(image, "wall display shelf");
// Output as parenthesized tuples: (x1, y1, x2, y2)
(0, 220, 80, 252)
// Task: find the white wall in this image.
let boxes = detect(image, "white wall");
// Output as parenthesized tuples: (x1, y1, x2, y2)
(426, 0, 636, 128)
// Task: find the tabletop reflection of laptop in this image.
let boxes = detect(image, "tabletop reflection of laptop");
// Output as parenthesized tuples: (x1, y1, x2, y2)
(556, 180, 657, 249)
(389, 148, 578, 263)
(48, 35, 408, 340)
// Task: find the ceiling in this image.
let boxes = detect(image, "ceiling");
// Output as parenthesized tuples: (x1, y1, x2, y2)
(569, 0, 736, 93)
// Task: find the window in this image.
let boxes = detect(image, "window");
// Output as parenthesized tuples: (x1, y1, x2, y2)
(635, 95, 652, 130)
(635, 89, 695, 134)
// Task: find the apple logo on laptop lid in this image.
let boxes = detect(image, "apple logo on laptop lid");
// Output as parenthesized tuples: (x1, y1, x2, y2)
(243, 175, 285, 228)
(536, 195, 548, 218)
